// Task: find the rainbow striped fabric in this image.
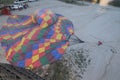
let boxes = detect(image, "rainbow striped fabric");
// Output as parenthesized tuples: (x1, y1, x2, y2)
(0, 9, 74, 69)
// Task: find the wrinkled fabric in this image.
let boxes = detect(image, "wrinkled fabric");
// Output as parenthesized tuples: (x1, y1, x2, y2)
(0, 9, 74, 69)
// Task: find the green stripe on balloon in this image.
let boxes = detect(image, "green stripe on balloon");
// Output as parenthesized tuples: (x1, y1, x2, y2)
(40, 56, 49, 65)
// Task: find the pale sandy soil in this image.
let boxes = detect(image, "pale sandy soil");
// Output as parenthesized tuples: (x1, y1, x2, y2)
(0, 0, 120, 80)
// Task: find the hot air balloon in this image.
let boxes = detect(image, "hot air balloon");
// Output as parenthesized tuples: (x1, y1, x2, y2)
(0, 9, 84, 69)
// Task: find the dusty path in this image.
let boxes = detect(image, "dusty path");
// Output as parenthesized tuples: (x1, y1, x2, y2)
(0, 0, 120, 80)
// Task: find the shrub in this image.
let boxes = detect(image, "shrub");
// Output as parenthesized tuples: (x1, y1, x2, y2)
(59, 0, 76, 3)
(109, 0, 120, 7)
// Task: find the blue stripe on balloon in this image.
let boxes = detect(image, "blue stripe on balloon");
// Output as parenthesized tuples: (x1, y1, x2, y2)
(17, 60, 25, 67)
(51, 50, 62, 60)
(32, 44, 39, 50)
(25, 52, 32, 58)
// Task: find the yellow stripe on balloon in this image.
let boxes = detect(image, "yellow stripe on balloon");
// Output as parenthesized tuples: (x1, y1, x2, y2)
(14, 45, 21, 52)
(31, 15, 36, 23)
(3, 35, 11, 39)
(39, 47, 45, 53)
(7, 24, 12, 27)
(27, 27, 40, 39)
(44, 15, 50, 21)
(27, 29, 36, 39)
(14, 24, 20, 27)
(41, 22, 48, 29)
(44, 42, 50, 47)
(56, 34, 62, 40)
(55, 30, 60, 33)
(62, 43, 68, 50)
(28, 64, 33, 69)
(55, 26, 60, 29)
(47, 10, 52, 14)
(50, 39, 56, 43)
(32, 55, 39, 63)
(12, 33, 22, 39)
(14, 38, 25, 52)
(22, 19, 32, 25)
(19, 37, 26, 46)
(6, 48, 12, 59)
(69, 30, 74, 34)
(11, 15, 18, 18)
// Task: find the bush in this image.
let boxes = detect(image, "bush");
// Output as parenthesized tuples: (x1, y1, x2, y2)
(59, 0, 76, 3)
(32, 48, 91, 80)
(109, 0, 120, 7)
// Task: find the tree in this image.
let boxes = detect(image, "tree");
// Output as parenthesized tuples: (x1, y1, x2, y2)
(0, 0, 14, 6)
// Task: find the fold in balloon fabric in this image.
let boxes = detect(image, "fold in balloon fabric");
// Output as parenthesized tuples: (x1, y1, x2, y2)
(0, 9, 74, 69)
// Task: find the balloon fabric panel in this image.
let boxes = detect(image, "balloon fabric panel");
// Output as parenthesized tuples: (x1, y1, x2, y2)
(0, 9, 74, 69)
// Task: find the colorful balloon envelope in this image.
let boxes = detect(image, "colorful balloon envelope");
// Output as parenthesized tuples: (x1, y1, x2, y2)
(0, 9, 82, 69)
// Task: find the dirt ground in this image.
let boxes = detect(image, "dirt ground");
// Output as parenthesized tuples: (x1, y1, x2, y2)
(0, 0, 120, 80)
